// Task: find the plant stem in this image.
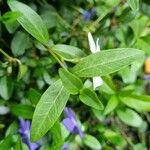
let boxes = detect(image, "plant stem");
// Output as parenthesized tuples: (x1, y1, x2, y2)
(0, 48, 12, 60)
(92, 11, 108, 27)
(47, 48, 67, 70)
(0, 48, 21, 64)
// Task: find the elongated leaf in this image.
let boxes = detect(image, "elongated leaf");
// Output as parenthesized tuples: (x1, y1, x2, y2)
(50, 121, 64, 150)
(17, 64, 28, 80)
(5, 122, 18, 137)
(0, 76, 14, 100)
(99, 76, 116, 95)
(120, 95, 150, 111)
(104, 95, 119, 115)
(127, 0, 139, 11)
(0, 135, 18, 150)
(31, 80, 70, 142)
(59, 68, 83, 95)
(51, 44, 85, 62)
(28, 88, 41, 105)
(83, 134, 102, 150)
(72, 48, 144, 77)
(117, 108, 143, 127)
(8, 0, 49, 45)
(79, 88, 104, 110)
(11, 31, 32, 56)
(10, 104, 34, 119)
(104, 130, 124, 145)
(1, 11, 21, 24)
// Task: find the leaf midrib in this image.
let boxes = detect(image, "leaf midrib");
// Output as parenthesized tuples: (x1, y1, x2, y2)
(32, 85, 64, 138)
(74, 53, 141, 74)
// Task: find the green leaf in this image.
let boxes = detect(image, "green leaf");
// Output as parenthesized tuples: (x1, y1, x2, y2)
(1, 11, 21, 24)
(129, 16, 148, 39)
(8, 0, 49, 45)
(135, 34, 150, 55)
(4, 20, 20, 33)
(10, 104, 34, 119)
(120, 95, 150, 111)
(11, 31, 32, 56)
(104, 95, 119, 115)
(28, 88, 41, 105)
(59, 68, 83, 95)
(51, 44, 85, 62)
(0, 135, 18, 150)
(5, 122, 18, 137)
(119, 60, 143, 84)
(0, 76, 14, 100)
(17, 64, 28, 80)
(31, 80, 70, 142)
(127, 0, 139, 11)
(72, 48, 144, 77)
(141, 2, 150, 18)
(133, 143, 147, 150)
(117, 108, 143, 127)
(99, 76, 116, 95)
(40, 4, 58, 29)
(83, 134, 101, 150)
(50, 121, 64, 150)
(104, 130, 124, 145)
(79, 88, 104, 110)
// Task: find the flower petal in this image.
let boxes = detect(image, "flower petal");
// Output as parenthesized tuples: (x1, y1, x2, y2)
(61, 142, 69, 150)
(88, 32, 96, 53)
(19, 118, 26, 132)
(77, 126, 84, 139)
(96, 38, 100, 52)
(144, 74, 150, 80)
(29, 142, 41, 150)
(93, 76, 103, 90)
(64, 107, 76, 120)
(62, 118, 76, 132)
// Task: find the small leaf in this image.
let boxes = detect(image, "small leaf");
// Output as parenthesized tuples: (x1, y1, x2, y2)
(99, 76, 116, 95)
(17, 64, 28, 80)
(59, 68, 83, 95)
(8, 0, 49, 45)
(127, 0, 139, 11)
(104, 130, 124, 145)
(79, 88, 104, 110)
(0, 135, 19, 150)
(5, 122, 18, 137)
(72, 48, 144, 77)
(83, 134, 101, 150)
(117, 108, 143, 127)
(0, 76, 14, 100)
(51, 44, 85, 62)
(10, 104, 34, 119)
(129, 16, 148, 39)
(28, 88, 41, 105)
(31, 80, 70, 142)
(1, 11, 21, 24)
(50, 121, 64, 150)
(120, 95, 150, 111)
(133, 143, 147, 150)
(104, 95, 119, 115)
(4, 20, 20, 33)
(11, 31, 32, 56)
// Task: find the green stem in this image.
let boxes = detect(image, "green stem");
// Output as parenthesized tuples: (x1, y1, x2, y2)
(92, 11, 108, 27)
(0, 48, 12, 60)
(47, 48, 67, 70)
(0, 48, 21, 64)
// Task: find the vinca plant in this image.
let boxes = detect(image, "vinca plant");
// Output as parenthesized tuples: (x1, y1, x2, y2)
(0, 0, 150, 149)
